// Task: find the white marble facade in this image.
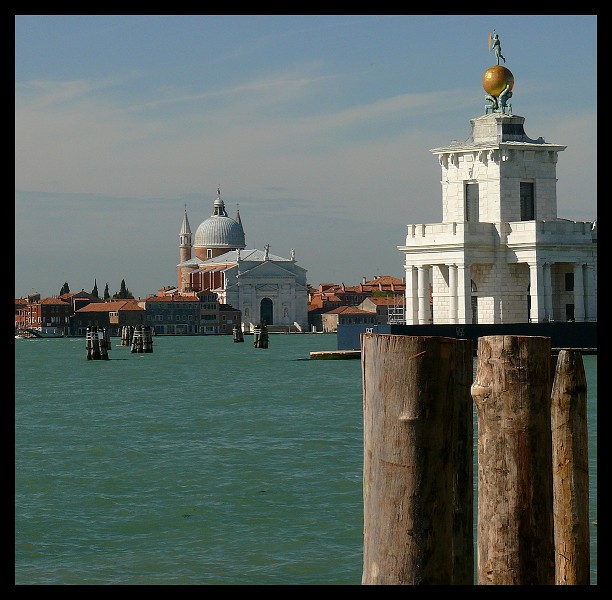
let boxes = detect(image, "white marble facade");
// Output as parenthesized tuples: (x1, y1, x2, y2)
(219, 250, 309, 331)
(398, 114, 597, 325)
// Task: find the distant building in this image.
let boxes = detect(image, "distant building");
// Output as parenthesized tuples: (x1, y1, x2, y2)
(140, 290, 241, 335)
(358, 295, 406, 325)
(320, 305, 377, 333)
(15, 296, 72, 336)
(308, 276, 407, 329)
(72, 299, 145, 336)
(177, 188, 308, 331)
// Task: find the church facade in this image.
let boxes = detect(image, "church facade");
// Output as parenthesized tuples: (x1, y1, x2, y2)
(177, 189, 309, 331)
(398, 40, 597, 326)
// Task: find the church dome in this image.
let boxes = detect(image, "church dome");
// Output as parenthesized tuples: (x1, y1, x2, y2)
(194, 189, 246, 249)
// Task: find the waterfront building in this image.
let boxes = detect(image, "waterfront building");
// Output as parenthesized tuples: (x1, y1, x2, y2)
(72, 299, 145, 336)
(358, 295, 406, 325)
(141, 289, 241, 335)
(320, 305, 377, 333)
(177, 188, 309, 331)
(398, 36, 597, 325)
(15, 296, 72, 337)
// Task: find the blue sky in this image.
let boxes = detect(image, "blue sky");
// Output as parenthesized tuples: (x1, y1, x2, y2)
(15, 14, 597, 299)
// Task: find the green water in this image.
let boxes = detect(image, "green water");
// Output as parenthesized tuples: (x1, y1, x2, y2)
(15, 335, 597, 584)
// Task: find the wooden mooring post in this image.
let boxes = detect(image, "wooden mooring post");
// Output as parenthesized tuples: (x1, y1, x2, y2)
(551, 349, 590, 585)
(233, 325, 244, 342)
(131, 325, 153, 353)
(253, 322, 268, 348)
(121, 325, 133, 346)
(362, 333, 591, 586)
(472, 335, 555, 585)
(86, 326, 109, 360)
(361, 334, 474, 585)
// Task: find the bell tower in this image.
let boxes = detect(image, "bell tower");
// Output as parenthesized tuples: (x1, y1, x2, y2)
(178, 205, 192, 290)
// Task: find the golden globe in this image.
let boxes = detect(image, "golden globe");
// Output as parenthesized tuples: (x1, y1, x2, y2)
(482, 65, 514, 97)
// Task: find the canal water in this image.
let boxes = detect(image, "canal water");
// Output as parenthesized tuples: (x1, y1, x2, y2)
(15, 334, 597, 584)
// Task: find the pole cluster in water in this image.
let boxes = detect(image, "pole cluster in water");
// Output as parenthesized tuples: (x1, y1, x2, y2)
(131, 325, 153, 353)
(253, 322, 269, 348)
(86, 326, 111, 360)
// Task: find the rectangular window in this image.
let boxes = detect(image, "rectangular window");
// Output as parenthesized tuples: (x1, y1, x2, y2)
(565, 273, 574, 292)
(520, 182, 535, 220)
(465, 183, 479, 222)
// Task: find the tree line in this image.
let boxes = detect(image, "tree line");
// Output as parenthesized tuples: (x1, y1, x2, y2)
(59, 279, 134, 300)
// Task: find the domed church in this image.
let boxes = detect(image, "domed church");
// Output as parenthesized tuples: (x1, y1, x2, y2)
(177, 188, 309, 331)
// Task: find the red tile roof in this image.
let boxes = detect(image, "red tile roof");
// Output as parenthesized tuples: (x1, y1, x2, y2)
(77, 300, 144, 312)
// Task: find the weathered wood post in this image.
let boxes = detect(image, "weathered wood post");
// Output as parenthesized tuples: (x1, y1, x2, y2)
(131, 325, 143, 353)
(452, 338, 475, 584)
(471, 335, 555, 585)
(551, 349, 590, 585)
(99, 328, 109, 360)
(253, 322, 268, 348)
(233, 325, 244, 342)
(142, 325, 153, 352)
(361, 334, 456, 584)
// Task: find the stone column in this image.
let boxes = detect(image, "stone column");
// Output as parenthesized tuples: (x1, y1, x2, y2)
(583, 263, 596, 321)
(449, 264, 458, 324)
(528, 262, 544, 323)
(457, 264, 471, 325)
(404, 265, 418, 325)
(417, 266, 430, 324)
(573, 263, 585, 322)
(543, 262, 553, 321)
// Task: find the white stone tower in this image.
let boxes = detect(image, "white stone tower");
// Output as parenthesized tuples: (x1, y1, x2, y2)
(398, 34, 597, 325)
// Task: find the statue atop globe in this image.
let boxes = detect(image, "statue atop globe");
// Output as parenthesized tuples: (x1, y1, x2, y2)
(483, 31, 514, 115)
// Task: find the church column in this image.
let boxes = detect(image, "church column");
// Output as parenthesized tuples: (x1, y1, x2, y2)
(448, 264, 458, 324)
(289, 283, 296, 326)
(528, 261, 545, 323)
(417, 266, 430, 324)
(543, 262, 553, 321)
(573, 263, 586, 322)
(252, 286, 258, 323)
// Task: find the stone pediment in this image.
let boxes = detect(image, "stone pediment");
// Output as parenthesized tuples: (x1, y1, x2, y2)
(239, 260, 297, 279)
(255, 283, 280, 292)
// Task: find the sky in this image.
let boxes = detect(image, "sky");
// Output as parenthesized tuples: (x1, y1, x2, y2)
(15, 14, 597, 300)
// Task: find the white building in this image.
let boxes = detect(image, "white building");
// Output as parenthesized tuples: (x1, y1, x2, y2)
(399, 98, 596, 326)
(177, 189, 309, 331)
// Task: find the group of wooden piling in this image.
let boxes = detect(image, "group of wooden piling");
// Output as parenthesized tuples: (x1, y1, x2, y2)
(253, 322, 269, 348)
(361, 334, 591, 585)
(86, 324, 153, 359)
(233, 325, 244, 343)
(130, 325, 153, 353)
(86, 326, 111, 360)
